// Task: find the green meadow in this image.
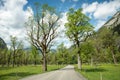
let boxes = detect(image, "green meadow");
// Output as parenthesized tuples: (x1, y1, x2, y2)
(76, 64, 120, 80)
(0, 65, 64, 80)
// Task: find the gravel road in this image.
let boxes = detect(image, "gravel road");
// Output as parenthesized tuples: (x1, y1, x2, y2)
(20, 65, 86, 80)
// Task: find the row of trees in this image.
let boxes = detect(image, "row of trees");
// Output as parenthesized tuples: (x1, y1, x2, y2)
(79, 28, 120, 65)
(0, 36, 42, 67)
(0, 31, 120, 68)
(48, 43, 77, 65)
(0, 36, 76, 67)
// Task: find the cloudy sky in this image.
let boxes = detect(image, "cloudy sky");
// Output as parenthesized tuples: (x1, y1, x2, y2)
(0, 0, 120, 48)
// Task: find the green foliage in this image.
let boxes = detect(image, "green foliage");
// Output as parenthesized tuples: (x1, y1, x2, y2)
(47, 43, 77, 65)
(95, 27, 120, 63)
(80, 41, 95, 63)
(65, 8, 93, 43)
(10, 36, 24, 67)
(81, 25, 120, 64)
(42, 4, 55, 14)
(56, 43, 78, 64)
(31, 46, 40, 65)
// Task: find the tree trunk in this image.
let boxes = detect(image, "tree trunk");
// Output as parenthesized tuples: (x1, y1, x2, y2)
(91, 57, 93, 67)
(13, 55, 15, 67)
(34, 60, 37, 66)
(77, 54, 82, 70)
(111, 50, 117, 65)
(43, 55, 47, 71)
(13, 49, 15, 67)
(2, 52, 6, 67)
(34, 55, 37, 66)
(8, 53, 12, 67)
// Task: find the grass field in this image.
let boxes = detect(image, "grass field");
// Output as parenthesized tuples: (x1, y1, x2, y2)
(76, 64, 120, 80)
(0, 65, 65, 80)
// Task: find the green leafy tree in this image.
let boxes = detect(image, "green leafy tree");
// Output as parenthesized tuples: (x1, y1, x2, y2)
(56, 43, 67, 64)
(80, 41, 95, 66)
(10, 36, 24, 67)
(31, 46, 39, 65)
(56, 43, 75, 64)
(65, 8, 93, 69)
(100, 28, 120, 64)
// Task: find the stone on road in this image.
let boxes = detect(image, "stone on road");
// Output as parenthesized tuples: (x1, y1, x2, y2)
(20, 65, 86, 80)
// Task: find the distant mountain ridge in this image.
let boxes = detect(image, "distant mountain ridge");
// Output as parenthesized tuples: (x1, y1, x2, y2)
(103, 11, 120, 34)
(0, 37, 7, 50)
(104, 11, 120, 28)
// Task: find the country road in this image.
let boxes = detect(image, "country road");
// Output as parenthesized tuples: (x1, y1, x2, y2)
(20, 65, 86, 80)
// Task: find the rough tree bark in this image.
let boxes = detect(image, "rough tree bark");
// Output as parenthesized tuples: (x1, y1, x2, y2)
(43, 52, 47, 71)
(77, 53, 82, 69)
(111, 48, 117, 65)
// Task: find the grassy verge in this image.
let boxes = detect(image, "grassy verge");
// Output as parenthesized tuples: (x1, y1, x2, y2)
(0, 65, 65, 80)
(75, 64, 120, 80)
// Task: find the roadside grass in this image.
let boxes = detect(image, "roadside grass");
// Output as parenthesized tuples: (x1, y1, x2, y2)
(0, 65, 65, 80)
(75, 64, 120, 80)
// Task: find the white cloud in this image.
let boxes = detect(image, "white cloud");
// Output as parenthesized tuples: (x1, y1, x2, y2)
(58, 12, 68, 32)
(94, 0, 120, 19)
(82, 2, 98, 14)
(82, 0, 120, 19)
(0, 0, 32, 48)
(82, 0, 120, 30)
(54, 12, 72, 48)
(61, 0, 65, 3)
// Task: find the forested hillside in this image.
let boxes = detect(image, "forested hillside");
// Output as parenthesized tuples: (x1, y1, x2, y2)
(0, 37, 8, 67)
(84, 11, 120, 65)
